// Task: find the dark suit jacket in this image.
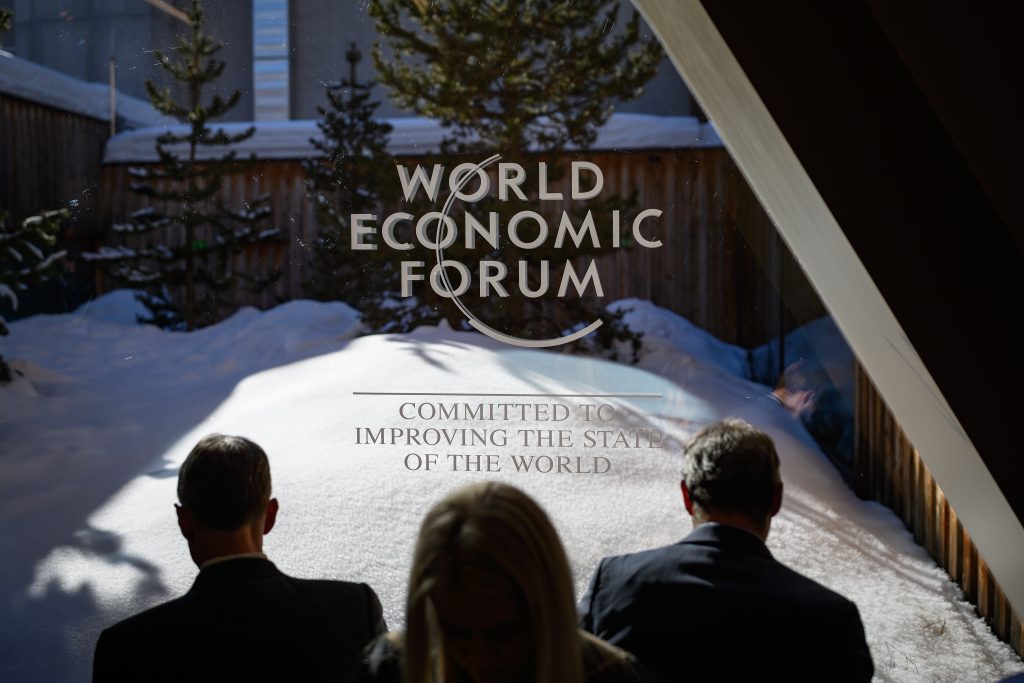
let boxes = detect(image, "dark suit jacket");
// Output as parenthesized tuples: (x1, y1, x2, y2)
(579, 523, 873, 682)
(93, 557, 386, 683)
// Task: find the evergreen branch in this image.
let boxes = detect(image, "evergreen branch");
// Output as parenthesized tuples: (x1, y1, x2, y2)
(90, 0, 276, 331)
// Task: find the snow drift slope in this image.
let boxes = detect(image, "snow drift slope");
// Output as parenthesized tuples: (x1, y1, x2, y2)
(0, 293, 1020, 682)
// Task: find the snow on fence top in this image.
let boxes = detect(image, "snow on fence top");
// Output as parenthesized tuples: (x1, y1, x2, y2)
(102, 113, 723, 163)
(0, 51, 172, 129)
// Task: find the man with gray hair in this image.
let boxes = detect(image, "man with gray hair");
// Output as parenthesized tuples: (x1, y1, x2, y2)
(93, 434, 385, 682)
(579, 418, 873, 682)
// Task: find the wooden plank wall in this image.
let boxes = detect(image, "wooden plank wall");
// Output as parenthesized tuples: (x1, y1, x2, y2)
(98, 148, 824, 347)
(97, 159, 308, 313)
(0, 92, 107, 242)
(855, 362, 1024, 659)
(585, 148, 825, 347)
(0, 92, 110, 313)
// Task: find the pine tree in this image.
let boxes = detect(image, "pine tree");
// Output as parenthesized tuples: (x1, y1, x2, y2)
(303, 44, 399, 318)
(86, 0, 279, 331)
(0, 7, 12, 49)
(368, 0, 662, 358)
(0, 209, 67, 382)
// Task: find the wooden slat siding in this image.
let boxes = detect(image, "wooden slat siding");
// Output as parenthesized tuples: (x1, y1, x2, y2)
(966, 539, 979, 606)
(0, 92, 108, 247)
(937, 487, 949, 570)
(282, 166, 302, 300)
(718, 153, 740, 339)
(634, 154, 653, 302)
(901, 431, 915, 527)
(996, 582, 1012, 648)
(691, 151, 710, 328)
(661, 151, 679, 311)
(99, 148, 822, 346)
(1016, 610, 1024, 660)
(95, 160, 295, 305)
(944, 493, 957, 579)
(979, 558, 992, 624)
(855, 363, 1024, 659)
(924, 473, 937, 560)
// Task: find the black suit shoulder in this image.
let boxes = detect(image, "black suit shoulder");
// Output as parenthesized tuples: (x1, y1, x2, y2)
(97, 592, 191, 643)
(98, 567, 384, 641)
(286, 576, 388, 638)
(595, 529, 856, 612)
(580, 525, 873, 682)
(94, 559, 386, 683)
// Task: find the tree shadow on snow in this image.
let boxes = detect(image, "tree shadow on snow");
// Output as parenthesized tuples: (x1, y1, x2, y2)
(0, 329, 363, 682)
(0, 524, 168, 682)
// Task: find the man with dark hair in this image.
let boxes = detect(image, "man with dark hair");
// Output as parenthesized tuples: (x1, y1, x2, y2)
(579, 419, 873, 682)
(771, 359, 854, 463)
(93, 434, 385, 683)
(770, 359, 825, 419)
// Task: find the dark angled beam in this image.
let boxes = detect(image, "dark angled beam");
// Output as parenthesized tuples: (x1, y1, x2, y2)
(632, 0, 1024, 615)
(696, 0, 1022, 523)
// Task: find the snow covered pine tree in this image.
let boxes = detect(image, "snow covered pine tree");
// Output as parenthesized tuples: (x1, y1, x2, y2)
(86, 0, 280, 331)
(303, 43, 402, 327)
(0, 209, 67, 382)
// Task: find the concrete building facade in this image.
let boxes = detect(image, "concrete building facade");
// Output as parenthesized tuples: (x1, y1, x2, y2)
(7, 0, 696, 123)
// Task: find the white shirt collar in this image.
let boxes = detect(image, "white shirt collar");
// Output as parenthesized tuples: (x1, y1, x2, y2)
(200, 552, 268, 570)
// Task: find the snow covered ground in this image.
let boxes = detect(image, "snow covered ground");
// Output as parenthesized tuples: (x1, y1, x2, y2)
(1, 292, 1021, 682)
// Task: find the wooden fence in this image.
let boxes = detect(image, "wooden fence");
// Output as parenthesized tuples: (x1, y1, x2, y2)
(98, 147, 824, 348)
(0, 92, 108, 245)
(855, 363, 1024, 659)
(0, 91, 110, 312)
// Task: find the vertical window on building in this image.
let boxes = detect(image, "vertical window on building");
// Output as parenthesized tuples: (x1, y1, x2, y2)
(253, 0, 289, 120)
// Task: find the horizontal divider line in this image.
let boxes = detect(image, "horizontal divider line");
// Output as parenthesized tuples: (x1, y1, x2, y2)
(352, 392, 662, 398)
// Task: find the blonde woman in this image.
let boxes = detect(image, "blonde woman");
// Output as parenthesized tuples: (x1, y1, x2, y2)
(357, 481, 641, 683)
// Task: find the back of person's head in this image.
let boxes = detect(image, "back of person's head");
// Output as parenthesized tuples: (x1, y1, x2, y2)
(682, 419, 781, 524)
(775, 359, 828, 395)
(177, 434, 272, 530)
(405, 481, 583, 683)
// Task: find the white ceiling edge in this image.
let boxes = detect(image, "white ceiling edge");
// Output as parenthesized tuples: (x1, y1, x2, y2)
(632, 0, 1024, 616)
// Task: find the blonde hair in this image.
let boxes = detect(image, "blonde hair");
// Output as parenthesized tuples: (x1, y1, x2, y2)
(404, 481, 583, 683)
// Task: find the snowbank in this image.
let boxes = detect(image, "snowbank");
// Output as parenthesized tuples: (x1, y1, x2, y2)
(0, 296, 1019, 682)
(0, 52, 172, 129)
(72, 290, 150, 326)
(611, 297, 750, 379)
(103, 113, 723, 163)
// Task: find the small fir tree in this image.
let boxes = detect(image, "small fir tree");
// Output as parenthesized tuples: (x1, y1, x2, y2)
(0, 209, 67, 382)
(87, 0, 279, 330)
(369, 0, 662, 358)
(0, 7, 12, 48)
(303, 44, 398, 317)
